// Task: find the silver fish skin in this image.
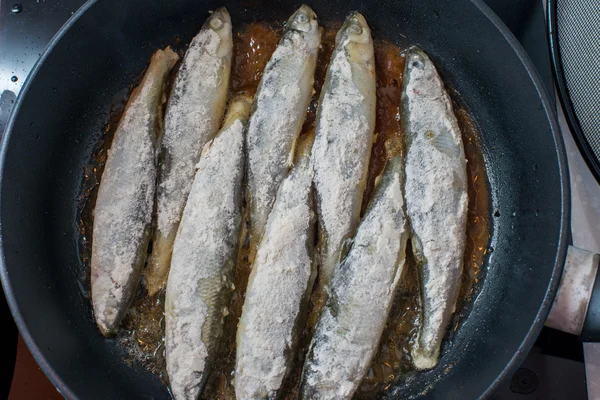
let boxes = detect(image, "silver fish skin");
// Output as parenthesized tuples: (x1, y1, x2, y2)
(300, 155, 409, 400)
(91, 48, 179, 336)
(311, 11, 376, 294)
(235, 134, 315, 400)
(402, 47, 468, 370)
(146, 8, 233, 296)
(246, 4, 320, 244)
(165, 96, 251, 400)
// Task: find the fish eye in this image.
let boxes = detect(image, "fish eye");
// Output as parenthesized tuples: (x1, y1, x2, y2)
(411, 59, 424, 69)
(210, 17, 224, 30)
(349, 23, 362, 35)
(296, 13, 309, 24)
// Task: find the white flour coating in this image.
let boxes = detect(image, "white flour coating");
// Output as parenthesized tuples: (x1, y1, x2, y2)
(155, 12, 232, 236)
(246, 5, 320, 242)
(312, 14, 376, 289)
(301, 157, 409, 400)
(235, 148, 314, 400)
(91, 48, 178, 336)
(402, 48, 468, 370)
(146, 9, 232, 296)
(165, 116, 245, 400)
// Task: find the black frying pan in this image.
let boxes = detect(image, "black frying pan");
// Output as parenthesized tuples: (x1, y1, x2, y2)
(0, 0, 569, 398)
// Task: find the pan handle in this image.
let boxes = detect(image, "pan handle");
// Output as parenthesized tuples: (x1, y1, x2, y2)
(581, 266, 600, 341)
(546, 245, 600, 341)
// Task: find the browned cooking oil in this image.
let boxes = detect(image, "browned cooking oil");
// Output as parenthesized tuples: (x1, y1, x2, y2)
(361, 40, 406, 210)
(231, 22, 282, 97)
(78, 21, 491, 400)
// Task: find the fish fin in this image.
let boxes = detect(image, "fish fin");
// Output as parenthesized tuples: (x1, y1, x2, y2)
(452, 170, 467, 208)
(392, 228, 410, 286)
(410, 235, 424, 264)
(197, 139, 215, 170)
(373, 173, 383, 191)
(428, 128, 460, 158)
(452, 170, 466, 191)
(287, 135, 299, 167)
(199, 274, 228, 349)
(339, 236, 354, 264)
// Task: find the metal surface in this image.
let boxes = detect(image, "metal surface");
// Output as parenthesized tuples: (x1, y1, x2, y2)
(0, 0, 84, 100)
(549, 0, 600, 184)
(0, 1, 86, 396)
(0, 0, 569, 399)
(485, 0, 555, 102)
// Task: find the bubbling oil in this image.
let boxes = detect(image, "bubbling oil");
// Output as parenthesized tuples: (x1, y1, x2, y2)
(78, 21, 490, 400)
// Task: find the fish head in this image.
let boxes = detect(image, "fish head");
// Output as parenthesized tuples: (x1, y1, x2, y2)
(338, 12, 374, 64)
(287, 5, 318, 33)
(405, 46, 436, 84)
(206, 7, 233, 58)
(208, 7, 231, 32)
(286, 5, 320, 50)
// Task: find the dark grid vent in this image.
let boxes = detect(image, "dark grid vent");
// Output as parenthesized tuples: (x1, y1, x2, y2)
(553, 0, 600, 177)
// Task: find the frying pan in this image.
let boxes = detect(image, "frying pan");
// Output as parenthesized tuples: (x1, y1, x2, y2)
(0, 0, 569, 398)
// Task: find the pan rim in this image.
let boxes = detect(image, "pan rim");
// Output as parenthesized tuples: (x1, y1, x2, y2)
(0, 1, 99, 398)
(0, 0, 570, 399)
(469, 0, 570, 398)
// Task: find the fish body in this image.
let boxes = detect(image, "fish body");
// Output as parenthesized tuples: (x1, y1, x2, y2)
(91, 48, 179, 336)
(235, 135, 315, 400)
(146, 8, 233, 296)
(165, 96, 251, 400)
(300, 155, 409, 400)
(311, 12, 376, 293)
(401, 47, 468, 370)
(246, 5, 320, 244)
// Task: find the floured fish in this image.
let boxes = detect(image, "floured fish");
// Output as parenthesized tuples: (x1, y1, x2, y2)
(165, 95, 251, 400)
(246, 4, 320, 244)
(300, 155, 409, 400)
(91, 47, 179, 336)
(311, 12, 376, 296)
(146, 8, 233, 296)
(236, 134, 315, 400)
(401, 47, 468, 370)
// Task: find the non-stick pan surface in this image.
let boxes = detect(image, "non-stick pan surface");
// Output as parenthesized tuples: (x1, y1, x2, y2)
(0, 0, 569, 398)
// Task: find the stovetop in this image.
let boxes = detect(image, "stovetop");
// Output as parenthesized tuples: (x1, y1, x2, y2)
(0, 0, 589, 399)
